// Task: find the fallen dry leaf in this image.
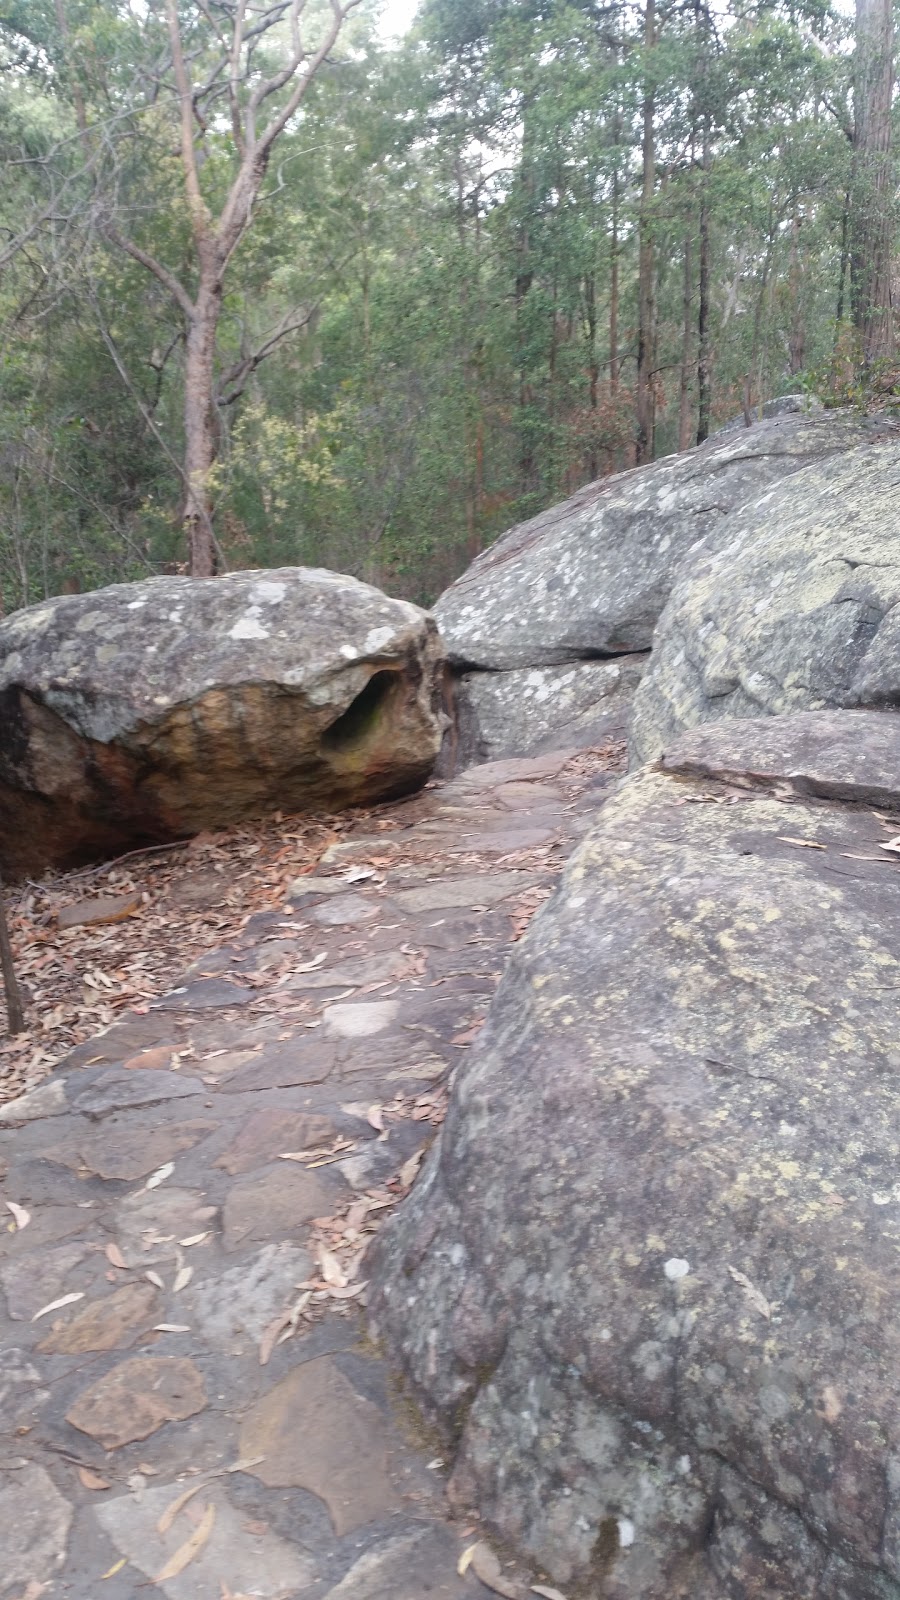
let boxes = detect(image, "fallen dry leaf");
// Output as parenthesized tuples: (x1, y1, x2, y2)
(156, 1481, 205, 1534)
(145, 1270, 165, 1289)
(878, 836, 900, 856)
(317, 1247, 346, 1289)
(777, 836, 826, 851)
(77, 1466, 111, 1491)
(532, 1587, 569, 1600)
(172, 1264, 193, 1293)
(727, 1265, 772, 1320)
(259, 1310, 293, 1366)
(144, 1161, 174, 1190)
(154, 1500, 216, 1581)
(153, 1323, 191, 1333)
(101, 1558, 127, 1579)
(104, 1242, 127, 1268)
(462, 1541, 525, 1599)
(32, 1291, 84, 1321)
(4, 1200, 31, 1229)
(398, 1147, 425, 1189)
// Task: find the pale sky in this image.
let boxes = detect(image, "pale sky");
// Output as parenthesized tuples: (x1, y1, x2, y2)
(377, 0, 420, 38)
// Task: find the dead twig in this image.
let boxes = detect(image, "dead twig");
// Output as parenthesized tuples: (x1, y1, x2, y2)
(0, 871, 26, 1035)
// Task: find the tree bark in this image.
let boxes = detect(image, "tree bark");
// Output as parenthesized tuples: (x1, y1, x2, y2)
(635, 0, 657, 466)
(0, 875, 25, 1037)
(515, 104, 539, 499)
(850, 0, 895, 364)
(695, 106, 713, 445)
(182, 282, 221, 576)
(678, 230, 694, 450)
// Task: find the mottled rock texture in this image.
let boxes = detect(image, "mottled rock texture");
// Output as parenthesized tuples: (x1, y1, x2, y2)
(370, 711, 900, 1599)
(442, 657, 645, 773)
(0, 567, 443, 877)
(630, 439, 900, 765)
(435, 411, 890, 672)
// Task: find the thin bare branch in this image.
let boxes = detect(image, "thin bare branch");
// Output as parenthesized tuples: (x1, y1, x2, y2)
(106, 230, 195, 321)
(164, 0, 212, 247)
(218, 303, 317, 404)
(229, 0, 248, 152)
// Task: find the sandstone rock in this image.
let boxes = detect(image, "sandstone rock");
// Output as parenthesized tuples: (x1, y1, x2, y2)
(435, 412, 891, 672)
(370, 712, 900, 1598)
(444, 657, 644, 771)
(0, 567, 443, 878)
(66, 1356, 207, 1448)
(239, 1357, 395, 1534)
(629, 439, 900, 764)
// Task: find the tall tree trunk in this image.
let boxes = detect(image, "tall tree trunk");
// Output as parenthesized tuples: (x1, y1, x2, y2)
(182, 281, 220, 577)
(835, 187, 851, 331)
(850, 0, 895, 363)
(750, 213, 776, 405)
(635, 0, 657, 465)
(678, 230, 694, 450)
(585, 271, 600, 480)
(696, 117, 712, 444)
(788, 203, 806, 375)
(609, 170, 620, 396)
(515, 107, 539, 500)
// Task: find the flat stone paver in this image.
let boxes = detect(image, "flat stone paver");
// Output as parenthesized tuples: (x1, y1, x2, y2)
(0, 744, 623, 1599)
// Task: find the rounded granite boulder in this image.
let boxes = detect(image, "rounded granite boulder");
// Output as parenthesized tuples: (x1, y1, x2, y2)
(629, 438, 900, 766)
(0, 567, 443, 877)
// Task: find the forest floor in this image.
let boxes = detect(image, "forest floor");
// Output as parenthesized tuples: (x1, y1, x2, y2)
(0, 740, 624, 1600)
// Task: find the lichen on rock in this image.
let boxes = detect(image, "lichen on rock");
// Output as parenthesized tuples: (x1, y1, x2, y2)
(370, 710, 900, 1598)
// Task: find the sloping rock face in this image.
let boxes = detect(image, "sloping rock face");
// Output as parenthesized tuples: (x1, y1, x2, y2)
(629, 439, 900, 765)
(0, 568, 442, 878)
(435, 411, 888, 672)
(443, 657, 646, 772)
(370, 710, 900, 1599)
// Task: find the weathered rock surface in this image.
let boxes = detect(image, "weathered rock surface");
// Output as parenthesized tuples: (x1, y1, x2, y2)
(0, 567, 443, 877)
(435, 411, 891, 672)
(370, 711, 900, 1598)
(629, 439, 900, 765)
(443, 657, 645, 771)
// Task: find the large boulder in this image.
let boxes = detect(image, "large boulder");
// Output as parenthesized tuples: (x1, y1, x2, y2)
(434, 411, 890, 672)
(442, 657, 646, 773)
(370, 710, 900, 1599)
(629, 438, 900, 765)
(0, 568, 443, 878)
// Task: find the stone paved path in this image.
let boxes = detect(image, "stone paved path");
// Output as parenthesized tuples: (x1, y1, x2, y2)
(0, 746, 621, 1600)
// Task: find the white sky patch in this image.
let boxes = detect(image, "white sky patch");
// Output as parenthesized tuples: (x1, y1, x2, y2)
(377, 0, 419, 39)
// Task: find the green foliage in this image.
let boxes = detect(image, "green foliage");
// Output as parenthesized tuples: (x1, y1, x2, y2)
(0, 0, 894, 611)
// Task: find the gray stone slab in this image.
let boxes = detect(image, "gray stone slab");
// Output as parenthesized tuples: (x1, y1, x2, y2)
(0, 1079, 68, 1125)
(390, 870, 540, 914)
(1, 1240, 90, 1321)
(0, 1463, 72, 1591)
(95, 1478, 313, 1600)
(311, 892, 380, 926)
(325, 1524, 484, 1598)
(154, 978, 254, 1010)
(183, 1244, 312, 1348)
(661, 709, 900, 809)
(68, 1068, 205, 1118)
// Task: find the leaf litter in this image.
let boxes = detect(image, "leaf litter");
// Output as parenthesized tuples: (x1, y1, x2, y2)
(0, 810, 353, 1105)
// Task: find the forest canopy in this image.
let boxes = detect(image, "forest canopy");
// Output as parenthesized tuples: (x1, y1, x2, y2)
(0, 0, 895, 608)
